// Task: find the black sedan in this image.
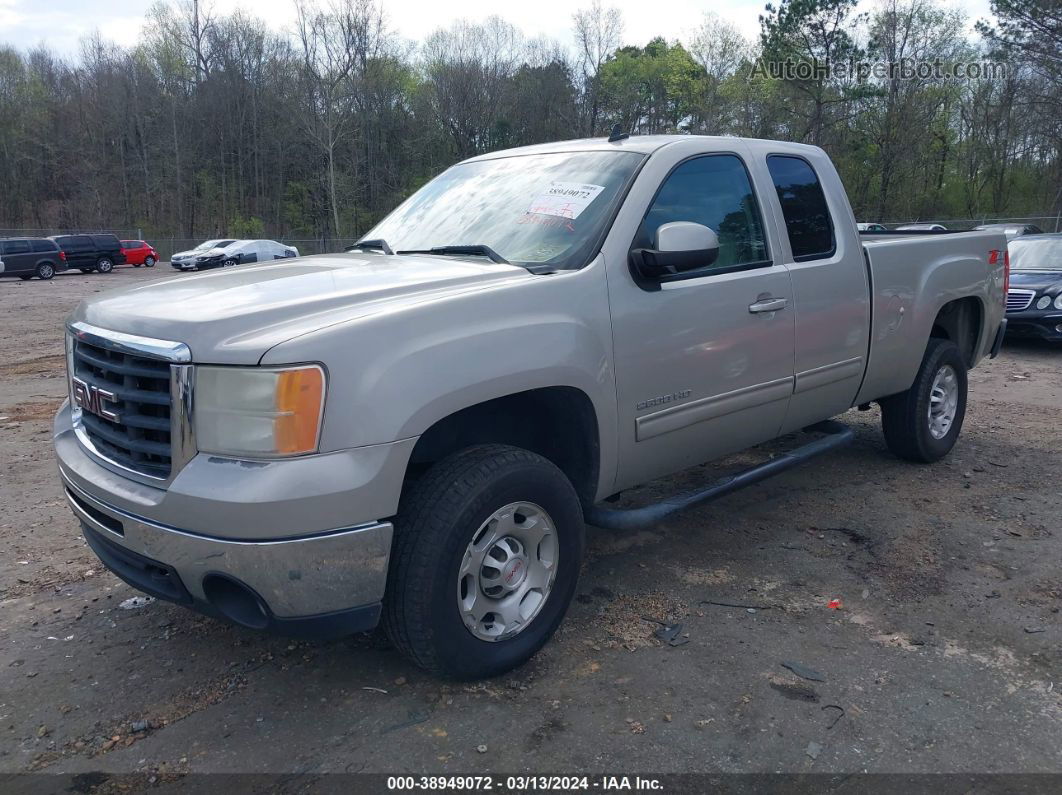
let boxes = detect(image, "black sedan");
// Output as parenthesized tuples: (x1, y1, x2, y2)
(1005, 234, 1062, 342)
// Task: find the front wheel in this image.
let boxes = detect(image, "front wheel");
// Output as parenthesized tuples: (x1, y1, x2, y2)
(880, 338, 968, 462)
(222, 258, 238, 268)
(383, 444, 584, 679)
(144, 256, 156, 267)
(96, 258, 114, 274)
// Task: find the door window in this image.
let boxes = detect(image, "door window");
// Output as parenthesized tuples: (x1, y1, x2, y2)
(766, 155, 835, 261)
(634, 154, 769, 275)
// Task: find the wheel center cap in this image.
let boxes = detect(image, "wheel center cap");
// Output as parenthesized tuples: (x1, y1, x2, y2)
(500, 556, 527, 589)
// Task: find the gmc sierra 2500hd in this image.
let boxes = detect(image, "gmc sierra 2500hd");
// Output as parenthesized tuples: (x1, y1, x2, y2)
(54, 135, 1008, 678)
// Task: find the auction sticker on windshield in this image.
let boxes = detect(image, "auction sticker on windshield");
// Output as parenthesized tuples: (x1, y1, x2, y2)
(527, 182, 605, 219)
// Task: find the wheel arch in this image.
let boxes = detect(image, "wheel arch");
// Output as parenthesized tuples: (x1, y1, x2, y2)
(929, 296, 984, 368)
(405, 386, 601, 508)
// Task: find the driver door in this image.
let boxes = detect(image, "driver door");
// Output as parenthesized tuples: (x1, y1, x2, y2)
(606, 147, 796, 492)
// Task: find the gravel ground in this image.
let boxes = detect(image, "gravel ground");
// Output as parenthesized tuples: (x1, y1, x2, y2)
(1, 266, 1060, 786)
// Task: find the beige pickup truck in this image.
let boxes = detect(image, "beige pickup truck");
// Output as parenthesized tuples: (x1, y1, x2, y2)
(54, 134, 1007, 678)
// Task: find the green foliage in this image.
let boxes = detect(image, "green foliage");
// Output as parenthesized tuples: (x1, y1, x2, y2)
(599, 38, 704, 134)
(229, 215, 265, 238)
(0, 1, 1055, 236)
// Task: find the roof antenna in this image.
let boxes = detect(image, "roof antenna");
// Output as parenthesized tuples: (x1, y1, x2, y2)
(608, 124, 629, 143)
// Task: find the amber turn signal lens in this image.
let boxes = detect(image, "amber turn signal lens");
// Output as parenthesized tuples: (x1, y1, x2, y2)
(274, 367, 325, 454)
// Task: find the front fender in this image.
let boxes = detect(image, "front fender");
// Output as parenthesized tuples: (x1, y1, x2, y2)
(261, 260, 619, 492)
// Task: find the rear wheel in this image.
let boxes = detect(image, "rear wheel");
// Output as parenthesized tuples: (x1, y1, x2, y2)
(880, 338, 967, 462)
(36, 262, 55, 280)
(96, 258, 114, 274)
(383, 444, 584, 679)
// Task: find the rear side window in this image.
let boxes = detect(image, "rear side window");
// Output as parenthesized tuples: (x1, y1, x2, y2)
(123, 241, 142, 249)
(766, 155, 835, 261)
(6, 240, 31, 254)
(30, 239, 57, 252)
(2, 240, 31, 254)
(58, 235, 92, 251)
(635, 154, 769, 273)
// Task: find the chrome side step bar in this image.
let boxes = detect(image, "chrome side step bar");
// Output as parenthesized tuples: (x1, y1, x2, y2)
(585, 420, 855, 531)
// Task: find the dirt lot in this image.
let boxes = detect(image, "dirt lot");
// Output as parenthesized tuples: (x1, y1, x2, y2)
(1, 266, 1061, 785)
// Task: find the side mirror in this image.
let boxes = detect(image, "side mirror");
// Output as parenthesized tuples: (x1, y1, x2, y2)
(631, 222, 719, 278)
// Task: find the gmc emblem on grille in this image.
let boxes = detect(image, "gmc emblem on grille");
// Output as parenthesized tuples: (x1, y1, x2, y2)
(72, 376, 120, 422)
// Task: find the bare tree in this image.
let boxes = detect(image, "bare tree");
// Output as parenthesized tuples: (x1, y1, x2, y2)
(422, 17, 523, 157)
(572, 1, 623, 136)
(295, 0, 382, 238)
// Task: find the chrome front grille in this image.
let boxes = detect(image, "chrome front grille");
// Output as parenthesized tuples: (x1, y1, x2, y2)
(67, 322, 194, 483)
(1006, 289, 1035, 312)
(71, 338, 173, 477)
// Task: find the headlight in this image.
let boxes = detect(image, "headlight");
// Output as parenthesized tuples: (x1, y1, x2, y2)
(1036, 295, 1052, 309)
(1054, 295, 1062, 310)
(195, 365, 325, 457)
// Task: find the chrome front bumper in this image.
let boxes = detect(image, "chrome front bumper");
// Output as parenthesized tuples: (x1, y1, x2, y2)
(63, 473, 392, 621)
(55, 400, 406, 636)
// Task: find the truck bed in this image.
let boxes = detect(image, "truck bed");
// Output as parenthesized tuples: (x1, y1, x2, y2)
(855, 230, 1007, 405)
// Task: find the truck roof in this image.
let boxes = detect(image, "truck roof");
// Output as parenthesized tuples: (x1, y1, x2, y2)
(464, 134, 825, 163)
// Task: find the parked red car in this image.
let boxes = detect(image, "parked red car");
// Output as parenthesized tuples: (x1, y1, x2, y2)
(119, 240, 159, 267)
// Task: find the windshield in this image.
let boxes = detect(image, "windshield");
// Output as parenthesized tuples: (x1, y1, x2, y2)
(1009, 237, 1062, 270)
(194, 239, 223, 251)
(363, 151, 644, 268)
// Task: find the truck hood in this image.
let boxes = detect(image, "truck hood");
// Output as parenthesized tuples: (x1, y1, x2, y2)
(73, 253, 530, 363)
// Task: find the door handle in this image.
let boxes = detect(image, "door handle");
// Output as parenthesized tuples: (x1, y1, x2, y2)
(748, 297, 788, 314)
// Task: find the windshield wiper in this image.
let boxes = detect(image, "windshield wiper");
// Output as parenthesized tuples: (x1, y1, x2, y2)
(346, 238, 393, 255)
(396, 244, 509, 265)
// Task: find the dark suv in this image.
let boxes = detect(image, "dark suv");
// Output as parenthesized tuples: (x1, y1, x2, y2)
(50, 233, 126, 273)
(0, 237, 67, 280)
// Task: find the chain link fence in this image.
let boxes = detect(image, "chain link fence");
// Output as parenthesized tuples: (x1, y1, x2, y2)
(877, 215, 1061, 231)
(0, 230, 360, 261)
(148, 239, 361, 261)
(2, 214, 1059, 264)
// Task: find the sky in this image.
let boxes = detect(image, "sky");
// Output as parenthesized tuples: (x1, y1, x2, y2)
(0, 0, 997, 57)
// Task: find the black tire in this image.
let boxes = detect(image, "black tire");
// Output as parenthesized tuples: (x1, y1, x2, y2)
(145, 256, 156, 267)
(96, 258, 114, 274)
(880, 338, 967, 463)
(19, 275, 32, 281)
(223, 258, 238, 268)
(383, 444, 584, 679)
(36, 262, 55, 280)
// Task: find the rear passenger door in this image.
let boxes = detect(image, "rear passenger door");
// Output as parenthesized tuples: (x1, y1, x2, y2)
(756, 152, 870, 433)
(63, 236, 93, 268)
